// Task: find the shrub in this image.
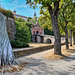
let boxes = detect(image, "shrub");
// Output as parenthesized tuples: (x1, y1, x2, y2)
(11, 20, 31, 48)
(0, 8, 15, 19)
(16, 17, 25, 22)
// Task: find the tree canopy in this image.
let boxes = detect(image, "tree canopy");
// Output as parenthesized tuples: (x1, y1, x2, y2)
(26, 0, 75, 55)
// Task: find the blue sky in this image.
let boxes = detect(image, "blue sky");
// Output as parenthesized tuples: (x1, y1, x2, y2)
(0, 0, 41, 18)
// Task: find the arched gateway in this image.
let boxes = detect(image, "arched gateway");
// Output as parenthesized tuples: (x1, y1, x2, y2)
(46, 39, 52, 44)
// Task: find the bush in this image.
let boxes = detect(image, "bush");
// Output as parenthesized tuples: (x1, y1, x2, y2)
(11, 20, 31, 48)
(11, 40, 29, 48)
(24, 21, 33, 28)
(16, 17, 25, 22)
(0, 8, 15, 19)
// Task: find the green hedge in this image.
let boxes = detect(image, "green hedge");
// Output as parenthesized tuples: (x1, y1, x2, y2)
(11, 20, 31, 48)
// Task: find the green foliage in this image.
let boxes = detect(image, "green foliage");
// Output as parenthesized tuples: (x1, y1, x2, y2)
(24, 21, 33, 38)
(24, 21, 33, 28)
(26, 16, 38, 24)
(58, 0, 75, 34)
(26, 0, 75, 34)
(33, 16, 37, 21)
(26, 0, 59, 9)
(11, 20, 31, 48)
(0, 8, 15, 19)
(16, 17, 25, 22)
(38, 9, 53, 35)
(68, 11, 75, 32)
(38, 18, 46, 26)
(29, 18, 37, 24)
(44, 29, 54, 35)
(27, 17, 32, 22)
(38, 9, 51, 26)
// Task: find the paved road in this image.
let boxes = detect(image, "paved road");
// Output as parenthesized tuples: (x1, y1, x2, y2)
(1, 45, 75, 75)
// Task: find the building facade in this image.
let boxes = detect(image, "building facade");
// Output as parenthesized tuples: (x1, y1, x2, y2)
(31, 22, 44, 43)
(31, 23, 44, 35)
(13, 10, 28, 20)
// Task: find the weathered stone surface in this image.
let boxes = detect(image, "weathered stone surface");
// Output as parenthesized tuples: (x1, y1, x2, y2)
(6, 18, 16, 41)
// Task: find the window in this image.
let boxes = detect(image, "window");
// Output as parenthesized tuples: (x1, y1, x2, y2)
(36, 31, 39, 34)
(33, 31, 35, 34)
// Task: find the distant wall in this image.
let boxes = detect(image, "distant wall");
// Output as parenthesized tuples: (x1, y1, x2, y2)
(6, 18, 16, 40)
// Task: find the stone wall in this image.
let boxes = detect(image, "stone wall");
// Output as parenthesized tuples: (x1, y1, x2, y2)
(44, 35, 65, 44)
(13, 42, 66, 58)
(6, 18, 16, 40)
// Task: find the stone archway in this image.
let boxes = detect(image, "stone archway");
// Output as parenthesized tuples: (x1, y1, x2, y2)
(46, 39, 52, 44)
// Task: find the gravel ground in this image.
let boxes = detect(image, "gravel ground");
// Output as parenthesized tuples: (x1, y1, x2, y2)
(1, 46, 75, 75)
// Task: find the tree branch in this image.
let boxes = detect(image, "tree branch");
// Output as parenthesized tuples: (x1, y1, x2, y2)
(53, 1, 59, 16)
(67, 9, 73, 19)
(47, 3, 52, 15)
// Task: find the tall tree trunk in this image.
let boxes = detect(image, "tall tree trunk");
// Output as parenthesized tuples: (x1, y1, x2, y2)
(51, 15, 61, 55)
(69, 30, 72, 46)
(47, 1, 61, 55)
(0, 12, 16, 66)
(65, 22, 69, 49)
(73, 32, 75, 45)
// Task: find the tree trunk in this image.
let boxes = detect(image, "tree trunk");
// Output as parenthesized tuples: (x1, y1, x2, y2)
(73, 32, 75, 45)
(69, 30, 72, 46)
(0, 12, 15, 66)
(65, 22, 69, 49)
(47, 1, 61, 55)
(51, 15, 61, 55)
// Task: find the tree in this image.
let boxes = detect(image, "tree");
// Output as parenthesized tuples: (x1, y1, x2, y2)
(73, 32, 75, 45)
(69, 3, 75, 45)
(26, 0, 61, 55)
(16, 17, 25, 22)
(0, 13, 29, 72)
(59, 0, 74, 49)
(29, 17, 37, 24)
(69, 29, 72, 46)
(38, 10, 54, 35)
(27, 17, 32, 22)
(39, 10, 52, 29)
(38, 16, 47, 26)
(68, 12, 75, 45)
(0, 12, 16, 66)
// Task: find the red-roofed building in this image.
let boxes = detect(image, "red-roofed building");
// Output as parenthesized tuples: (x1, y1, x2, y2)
(31, 22, 44, 43)
(31, 22, 44, 35)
